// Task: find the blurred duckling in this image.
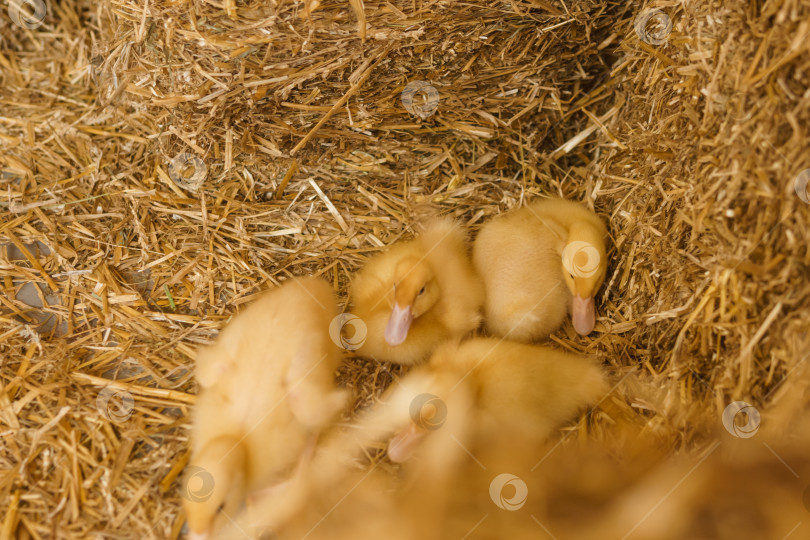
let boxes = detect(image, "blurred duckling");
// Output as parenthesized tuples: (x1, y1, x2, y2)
(213, 339, 607, 540)
(349, 218, 484, 365)
(184, 276, 348, 540)
(473, 198, 608, 339)
(386, 337, 609, 463)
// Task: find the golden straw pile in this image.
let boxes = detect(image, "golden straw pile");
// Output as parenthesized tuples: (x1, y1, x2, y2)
(1, 0, 809, 538)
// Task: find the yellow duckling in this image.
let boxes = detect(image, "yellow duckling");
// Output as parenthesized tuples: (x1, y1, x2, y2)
(183, 276, 347, 540)
(386, 337, 609, 462)
(214, 339, 607, 539)
(349, 218, 484, 365)
(473, 197, 608, 339)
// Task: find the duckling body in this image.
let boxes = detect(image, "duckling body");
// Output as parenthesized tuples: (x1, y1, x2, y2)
(184, 276, 347, 539)
(350, 218, 484, 365)
(473, 198, 607, 339)
(387, 337, 608, 462)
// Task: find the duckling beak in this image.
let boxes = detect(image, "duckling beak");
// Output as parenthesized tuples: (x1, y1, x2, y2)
(188, 531, 209, 540)
(572, 295, 595, 335)
(384, 303, 413, 346)
(388, 421, 427, 463)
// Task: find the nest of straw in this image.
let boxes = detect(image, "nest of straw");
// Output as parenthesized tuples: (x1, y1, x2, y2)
(1, 0, 809, 537)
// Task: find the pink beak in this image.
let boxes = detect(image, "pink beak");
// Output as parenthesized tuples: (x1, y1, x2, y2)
(384, 303, 413, 346)
(388, 421, 427, 463)
(571, 295, 596, 335)
(188, 532, 209, 540)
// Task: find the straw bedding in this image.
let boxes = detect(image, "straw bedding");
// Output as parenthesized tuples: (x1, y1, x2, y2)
(1, 0, 809, 537)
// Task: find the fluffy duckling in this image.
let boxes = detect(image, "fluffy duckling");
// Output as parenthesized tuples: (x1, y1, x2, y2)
(184, 276, 347, 540)
(212, 338, 607, 539)
(473, 198, 608, 339)
(386, 337, 609, 463)
(349, 218, 484, 365)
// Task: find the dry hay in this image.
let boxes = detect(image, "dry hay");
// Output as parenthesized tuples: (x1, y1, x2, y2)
(1, 0, 809, 538)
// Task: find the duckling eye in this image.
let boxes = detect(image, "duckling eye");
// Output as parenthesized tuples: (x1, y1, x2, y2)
(217, 503, 225, 513)
(418, 286, 426, 296)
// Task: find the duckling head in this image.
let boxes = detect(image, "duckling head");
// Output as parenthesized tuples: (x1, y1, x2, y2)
(385, 256, 439, 346)
(560, 224, 606, 335)
(183, 436, 248, 540)
(387, 361, 474, 464)
(387, 368, 450, 463)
